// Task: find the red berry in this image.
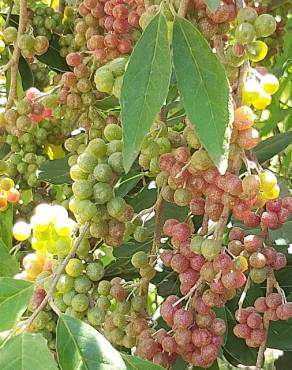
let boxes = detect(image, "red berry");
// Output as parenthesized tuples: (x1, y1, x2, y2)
(244, 212, 261, 228)
(211, 318, 226, 336)
(282, 196, 292, 212)
(233, 323, 251, 339)
(229, 227, 245, 242)
(244, 234, 262, 253)
(266, 198, 282, 212)
(172, 223, 191, 244)
(254, 297, 268, 313)
(161, 336, 177, 353)
(160, 250, 174, 267)
(191, 328, 212, 347)
(174, 329, 192, 347)
(276, 303, 292, 320)
(261, 211, 279, 230)
(117, 38, 132, 54)
(264, 309, 278, 321)
(179, 268, 199, 287)
(190, 255, 206, 271)
(266, 293, 282, 309)
(272, 253, 287, 270)
(278, 207, 290, 224)
(104, 34, 119, 48)
(247, 312, 263, 329)
(66, 52, 82, 67)
(163, 219, 179, 237)
(171, 254, 190, 273)
(235, 307, 255, 323)
(213, 253, 232, 274)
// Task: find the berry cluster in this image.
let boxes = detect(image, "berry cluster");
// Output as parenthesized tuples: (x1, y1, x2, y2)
(13, 204, 77, 257)
(136, 294, 226, 368)
(234, 293, 292, 348)
(77, 0, 143, 63)
(228, 8, 277, 65)
(228, 227, 287, 284)
(0, 177, 20, 211)
(94, 56, 127, 96)
(66, 115, 148, 247)
(3, 26, 49, 58)
(30, 62, 51, 91)
(32, 6, 65, 39)
(242, 69, 279, 110)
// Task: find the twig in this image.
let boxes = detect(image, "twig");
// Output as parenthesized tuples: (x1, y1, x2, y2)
(256, 273, 274, 370)
(235, 60, 250, 107)
(199, 213, 209, 236)
(238, 275, 251, 315)
(23, 223, 89, 331)
(178, 0, 191, 17)
(5, 1, 14, 28)
(274, 281, 287, 304)
(213, 35, 226, 64)
(6, 0, 28, 108)
(173, 278, 204, 307)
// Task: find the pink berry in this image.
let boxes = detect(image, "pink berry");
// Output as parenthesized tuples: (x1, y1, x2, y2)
(161, 336, 177, 353)
(250, 329, 266, 345)
(190, 255, 206, 271)
(229, 227, 245, 242)
(211, 318, 226, 336)
(244, 235, 262, 253)
(247, 312, 263, 329)
(171, 254, 190, 273)
(172, 223, 191, 244)
(244, 212, 261, 228)
(266, 293, 282, 309)
(213, 253, 232, 273)
(163, 219, 179, 237)
(254, 297, 268, 313)
(235, 307, 255, 323)
(233, 323, 251, 339)
(272, 253, 287, 270)
(278, 207, 290, 224)
(159, 154, 176, 173)
(190, 198, 205, 215)
(179, 268, 199, 287)
(191, 328, 212, 347)
(264, 309, 278, 321)
(174, 328, 192, 347)
(173, 308, 194, 329)
(282, 196, 292, 212)
(266, 198, 282, 212)
(160, 250, 174, 267)
(261, 211, 280, 230)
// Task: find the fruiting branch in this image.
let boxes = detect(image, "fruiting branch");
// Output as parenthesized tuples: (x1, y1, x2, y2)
(178, 0, 191, 17)
(255, 273, 274, 370)
(6, 0, 28, 108)
(24, 223, 89, 330)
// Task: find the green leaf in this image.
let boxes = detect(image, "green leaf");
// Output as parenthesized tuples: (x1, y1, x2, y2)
(19, 57, 33, 91)
(56, 314, 126, 370)
(95, 96, 119, 110)
(223, 307, 257, 366)
(105, 240, 152, 279)
(267, 319, 292, 350)
(0, 278, 33, 331)
(0, 143, 10, 159)
(173, 17, 232, 174)
(254, 132, 292, 163)
(38, 156, 72, 184)
(115, 170, 144, 197)
(0, 332, 58, 370)
(0, 240, 19, 277)
(121, 12, 171, 173)
(21, 189, 33, 206)
(0, 205, 13, 249)
(37, 34, 69, 72)
(121, 354, 164, 370)
(203, 0, 220, 12)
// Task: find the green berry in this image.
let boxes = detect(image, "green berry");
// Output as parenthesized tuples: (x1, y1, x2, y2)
(97, 280, 111, 296)
(74, 275, 92, 293)
(131, 251, 148, 268)
(86, 261, 104, 281)
(71, 293, 89, 312)
(201, 239, 222, 260)
(65, 258, 84, 277)
(254, 14, 276, 38)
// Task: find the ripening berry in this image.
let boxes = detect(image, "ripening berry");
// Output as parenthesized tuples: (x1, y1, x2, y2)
(264, 309, 278, 321)
(179, 269, 199, 287)
(174, 329, 192, 347)
(250, 328, 266, 345)
(237, 127, 260, 150)
(66, 52, 82, 67)
(232, 201, 250, 221)
(234, 106, 255, 131)
(65, 258, 84, 277)
(160, 250, 173, 267)
(276, 303, 292, 320)
(247, 312, 263, 329)
(190, 255, 206, 271)
(131, 251, 148, 268)
(163, 218, 179, 237)
(228, 240, 244, 256)
(246, 40, 268, 63)
(200, 261, 216, 282)
(7, 188, 20, 203)
(211, 318, 226, 336)
(266, 198, 282, 212)
(233, 256, 249, 272)
(237, 6, 258, 24)
(173, 308, 193, 329)
(171, 254, 190, 273)
(259, 170, 277, 192)
(229, 227, 245, 242)
(235, 22, 256, 44)
(191, 328, 212, 347)
(261, 211, 279, 230)
(272, 253, 287, 270)
(266, 293, 282, 309)
(282, 196, 292, 212)
(242, 174, 261, 197)
(210, 280, 226, 294)
(172, 223, 191, 244)
(190, 235, 204, 254)
(189, 198, 205, 215)
(254, 297, 268, 313)
(174, 188, 193, 207)
(244, 212, 261, 228)
(263, 184, 280, 200)
(250, 268, 267, 284)
(213, 253, 232, 273)
(278, 207, 290, 224)
(249, 252, 267, 269)
(254, 14, 276, 37)
(222, 271, 246, 289)
(244, 235, 262, 253)
(13, 221, 31, 241)
(261, 74, 279, 95)
(202, 289, 224, 308)
(235, 307, 255, 324)
(201, 239, 222, 260)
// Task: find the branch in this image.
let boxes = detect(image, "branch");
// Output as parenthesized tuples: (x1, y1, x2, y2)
(238, 275, 251, 315)
(24, 223, 89, 330)
(173, 278, 204, 307)
(59, 0, 66, 12)
(178, 0, 191, 17)
(256, 273, 274, 370)
(6, 0, 28, 109)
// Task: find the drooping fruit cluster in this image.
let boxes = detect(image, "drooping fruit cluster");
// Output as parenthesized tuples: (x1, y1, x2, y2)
(0, 176, 20, 211)
(242, 69, 279, 110)
(32, 6, 65, 39)
(13, 204, 77, 257)
(136, 294, 226, 369)
(228, 7, 277, 65)
(139, 121, 185, 178)
(234, 293, 292, 348)
(76, 0, 143, 63)
(94, 56, 127, 97)
(228, 227, 287, 284)
(3, 26, 49, 58)
(66, 114, 147, 247)
(30, 61, 51, 91)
